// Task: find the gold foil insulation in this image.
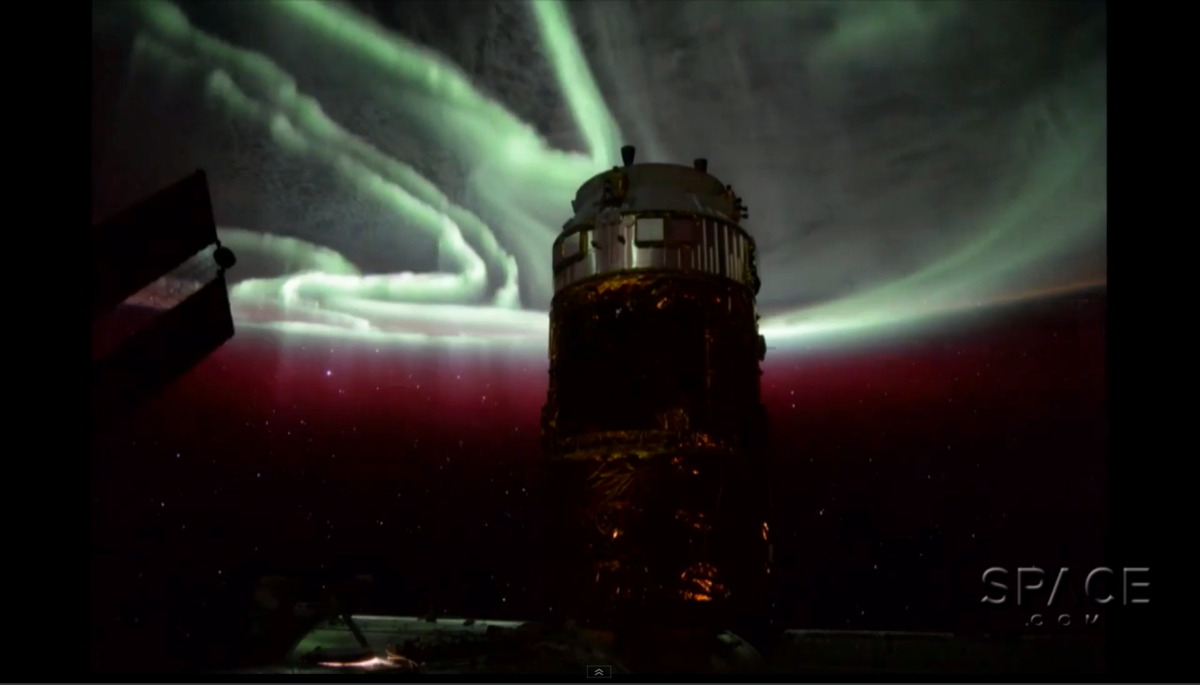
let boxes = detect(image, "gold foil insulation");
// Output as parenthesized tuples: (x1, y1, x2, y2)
(544, 270, 765, 454)
(542, 270, 769, 630)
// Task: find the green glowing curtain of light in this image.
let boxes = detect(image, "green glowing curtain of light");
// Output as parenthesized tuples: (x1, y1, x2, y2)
(109, 0, 1104, 351)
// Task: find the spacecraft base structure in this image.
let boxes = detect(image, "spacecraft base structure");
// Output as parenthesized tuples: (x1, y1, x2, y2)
(540, 147, 772, 640)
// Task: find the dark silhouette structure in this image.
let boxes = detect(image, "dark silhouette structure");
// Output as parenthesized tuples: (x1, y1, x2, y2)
(91, 170, 237, 426)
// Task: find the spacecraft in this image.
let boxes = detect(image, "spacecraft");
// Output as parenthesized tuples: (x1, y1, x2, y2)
(540, 146, 772, 645)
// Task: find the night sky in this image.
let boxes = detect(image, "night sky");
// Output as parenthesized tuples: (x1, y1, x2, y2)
(91, 0, 1108, 673)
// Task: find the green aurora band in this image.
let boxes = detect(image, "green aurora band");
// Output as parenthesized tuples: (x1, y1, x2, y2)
(99, 0, 1106, 352)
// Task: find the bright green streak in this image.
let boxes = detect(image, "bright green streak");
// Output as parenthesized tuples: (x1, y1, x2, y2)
(528, 0, 621, 165)
(128, 1, 523, 320)
(763, 61, 1106, 345)
(261, 0, 615, 174)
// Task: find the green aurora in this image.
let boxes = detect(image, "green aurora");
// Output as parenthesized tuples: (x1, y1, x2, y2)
(94, 0, 1106, 352)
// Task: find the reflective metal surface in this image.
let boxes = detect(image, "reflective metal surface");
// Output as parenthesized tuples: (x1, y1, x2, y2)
(552, 162, 758, 293)
(552, 213, 757, 292)
(567, 163, 739, 227)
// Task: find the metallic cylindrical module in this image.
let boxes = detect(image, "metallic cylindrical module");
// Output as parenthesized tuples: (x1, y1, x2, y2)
(541, 150, 771, 635)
